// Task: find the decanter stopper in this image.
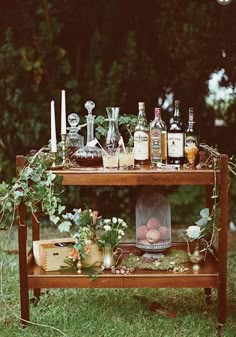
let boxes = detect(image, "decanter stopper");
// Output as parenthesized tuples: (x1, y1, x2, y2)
(85, 100, 95, 115)
(85, 101, 96, 144)
(68, 113, 80, 128)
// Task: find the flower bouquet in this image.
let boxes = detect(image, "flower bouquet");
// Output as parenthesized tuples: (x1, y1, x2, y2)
(98, 217, 128, 247)
(58, 207, 128, 272)
(58, 206, 102, 272)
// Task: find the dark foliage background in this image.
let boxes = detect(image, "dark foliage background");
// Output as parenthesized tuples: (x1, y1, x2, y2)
(0, 0, 236, 225)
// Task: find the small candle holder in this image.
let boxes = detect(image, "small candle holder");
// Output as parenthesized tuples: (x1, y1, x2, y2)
(51, 151, 57, 167)
(61, 134, 67, 165)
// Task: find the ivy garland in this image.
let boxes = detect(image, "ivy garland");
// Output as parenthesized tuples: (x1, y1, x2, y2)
(0, 147, 65, 231)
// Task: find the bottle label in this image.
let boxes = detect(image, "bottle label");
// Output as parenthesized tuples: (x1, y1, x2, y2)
(134, 131, 149, 160)
(167, 133, 185, 157)
(150, 129, 162, 162)
(185, 135, 198, 148)
(161, 131, 167, 162)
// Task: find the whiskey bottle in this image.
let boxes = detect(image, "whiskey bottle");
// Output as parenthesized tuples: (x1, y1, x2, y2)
(150, 107, 167, 165)
(167, 100, 186, 165)
(134, 102, 150, 165)
(185, 107, 199, 166)
(185, 107, 199, 148)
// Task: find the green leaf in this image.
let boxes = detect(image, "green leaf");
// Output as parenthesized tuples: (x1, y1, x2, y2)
(199, 208, 210, 218)
(195, 218, 208, 227)
(58, 205, 66, 214)
(58, 221, 73, 233)
(50, 215, 60, 225)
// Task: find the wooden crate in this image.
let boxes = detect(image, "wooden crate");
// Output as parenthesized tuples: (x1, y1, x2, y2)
(33, 238, 75, 271)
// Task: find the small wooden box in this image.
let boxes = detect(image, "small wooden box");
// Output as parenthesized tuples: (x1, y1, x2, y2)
(33, 238, 75, 271)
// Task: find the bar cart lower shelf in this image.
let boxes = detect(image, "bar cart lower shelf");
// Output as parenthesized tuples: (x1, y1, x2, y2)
(27, 243, 219, 289)
(16, 154, 228, 336)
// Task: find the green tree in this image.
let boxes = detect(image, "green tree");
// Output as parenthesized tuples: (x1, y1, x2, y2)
(0, 0, 80, 180)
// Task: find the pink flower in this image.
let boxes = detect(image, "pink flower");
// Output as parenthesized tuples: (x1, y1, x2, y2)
(92, 211, 99, 225)
(68, 248, 80, 261)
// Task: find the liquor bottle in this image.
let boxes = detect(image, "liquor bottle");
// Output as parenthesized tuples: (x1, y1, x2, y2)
(185, 107, 199, 166)
(134, 102, 150, 165)
(150, 107, 167, 165)
(167, 100, 186, 165)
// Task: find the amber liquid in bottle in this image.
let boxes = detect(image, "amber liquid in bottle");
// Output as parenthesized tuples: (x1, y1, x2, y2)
(150, 107, 167, 165)
(185, 107, 199, 166)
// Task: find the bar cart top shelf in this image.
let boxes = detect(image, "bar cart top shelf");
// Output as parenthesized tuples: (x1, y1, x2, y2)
(50, 162, 224, 186)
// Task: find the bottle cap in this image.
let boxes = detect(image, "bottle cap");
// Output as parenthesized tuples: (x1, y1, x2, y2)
(138, 102, 145, 110)
(154, 107, 161, 115)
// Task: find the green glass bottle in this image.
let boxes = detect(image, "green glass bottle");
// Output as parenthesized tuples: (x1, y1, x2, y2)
(167, 100, 186, 165)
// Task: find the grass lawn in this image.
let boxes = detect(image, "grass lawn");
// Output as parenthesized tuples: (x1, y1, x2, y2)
(1, 226, 236, 337)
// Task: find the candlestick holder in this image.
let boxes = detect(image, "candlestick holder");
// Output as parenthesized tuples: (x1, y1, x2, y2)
(51, 151, 57, 168)
(61, 134, 67, 166)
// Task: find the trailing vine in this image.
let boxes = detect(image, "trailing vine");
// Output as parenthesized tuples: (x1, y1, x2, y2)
(0, 147, 65, 231)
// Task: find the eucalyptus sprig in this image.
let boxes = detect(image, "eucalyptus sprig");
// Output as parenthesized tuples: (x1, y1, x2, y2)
(185, 146, 220, 260)
(200, 143, 236, 177)
(0, 147, 65, 230)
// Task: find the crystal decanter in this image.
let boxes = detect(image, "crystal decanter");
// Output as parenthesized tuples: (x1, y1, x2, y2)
(66, 113, 84, 160)
(73, 101, 102, 167)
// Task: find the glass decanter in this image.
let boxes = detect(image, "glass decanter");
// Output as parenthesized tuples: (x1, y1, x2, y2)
(73, 101, 102, 167)
(105, 107, 121, 151)
(66, 113, 84, 160)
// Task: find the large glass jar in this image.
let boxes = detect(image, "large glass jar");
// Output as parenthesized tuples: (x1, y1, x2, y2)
(136, 191, 171, 252)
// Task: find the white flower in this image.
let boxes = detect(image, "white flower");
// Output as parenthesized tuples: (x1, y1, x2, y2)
(118, 218, 123, 224)
(103, 219, 111, 225)
(121, 221, 127, 228)
(112, 217, 117, 224)
(104, 225, 111, 231)
(186, 225, 201, 239)
(73, 208, 82, 213)
(118, 229, 125, 235)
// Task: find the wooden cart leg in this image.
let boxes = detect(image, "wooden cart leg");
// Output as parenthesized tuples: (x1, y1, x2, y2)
(32, 211, 41, 301)
(33, 288, 41, 300)
(217, 281, 227, 335)
(217, 323, 224, 337)
(204, 288, 212, 306)
(18, 203, 30, 326)
(216, 154, 228, 335)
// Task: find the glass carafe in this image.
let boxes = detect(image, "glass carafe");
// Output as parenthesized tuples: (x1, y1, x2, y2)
(105, 107, 120, 151)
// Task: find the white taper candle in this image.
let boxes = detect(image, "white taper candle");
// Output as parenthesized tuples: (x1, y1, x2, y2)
(61, 89, 67, 135)
(50, 100, 57, 152)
